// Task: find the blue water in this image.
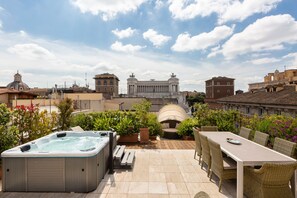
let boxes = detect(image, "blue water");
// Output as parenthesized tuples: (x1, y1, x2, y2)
(31, 136, 103, 152)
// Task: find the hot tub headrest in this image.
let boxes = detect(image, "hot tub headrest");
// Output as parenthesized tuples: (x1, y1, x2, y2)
(20, 144, 31, 152)
(57, 132, 67, 138)
(100, 132, 108, 137)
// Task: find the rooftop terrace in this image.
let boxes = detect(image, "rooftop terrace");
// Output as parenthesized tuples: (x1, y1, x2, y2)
(0, 140, 237, 197)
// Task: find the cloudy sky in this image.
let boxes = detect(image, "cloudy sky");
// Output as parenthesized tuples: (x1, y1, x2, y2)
(0, 0, 297, 93)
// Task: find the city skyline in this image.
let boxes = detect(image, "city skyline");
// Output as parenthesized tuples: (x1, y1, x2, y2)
(0, 0, 297, 93)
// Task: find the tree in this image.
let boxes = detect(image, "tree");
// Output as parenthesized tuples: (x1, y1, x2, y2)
(57, 98, 74, 130)
(186, 92, 205, 107)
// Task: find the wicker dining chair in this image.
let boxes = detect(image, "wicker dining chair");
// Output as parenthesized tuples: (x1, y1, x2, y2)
(199, 133, 211, 177)
(208, 139, 237, 192)
(193, 127, 202, 164)
(244, 162, 297, 198)
(201, 126, 218, 131)
(238, 127, 251, 139)
(273, 137, 297, 158)
(253, 131, 269, 146)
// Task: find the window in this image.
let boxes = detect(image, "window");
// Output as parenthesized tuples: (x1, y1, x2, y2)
(217, 82, 220, 85)
(97, 81, 101, 85)
(227, 89, 230, 93)
(104, 80, 107, 85)
(227, 82, 230, 85)
(110, 80, 113, 85)
(217, 90, 220, 93)
(258, 108, 263, 116)
(246, 107, 250, 114)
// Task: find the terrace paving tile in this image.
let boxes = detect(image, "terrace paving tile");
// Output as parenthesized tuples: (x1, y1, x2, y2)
(148, 173, 166, 182)
(128, 182, 149, 194)
(108, 182, 130, 194)
(167, 182, 189, 195)
(148, 182, 168, 194)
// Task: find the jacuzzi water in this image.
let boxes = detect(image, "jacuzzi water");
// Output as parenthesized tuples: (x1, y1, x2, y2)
(1, 131, 112, 158)
(30, 136, 103, 152)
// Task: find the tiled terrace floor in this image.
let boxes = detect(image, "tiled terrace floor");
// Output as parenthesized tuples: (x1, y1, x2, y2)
(0, 149, 237, 198)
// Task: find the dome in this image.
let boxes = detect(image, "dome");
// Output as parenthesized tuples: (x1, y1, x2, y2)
(158, 104, 189, 123)
(6, 71, 30, 91)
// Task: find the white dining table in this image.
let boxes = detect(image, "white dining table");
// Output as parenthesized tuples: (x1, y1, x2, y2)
(200, 131, 297, 198)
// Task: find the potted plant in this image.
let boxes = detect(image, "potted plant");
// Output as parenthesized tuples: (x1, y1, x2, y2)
(115, 114, 139, 143)
(133, 100, 151, 143)
(177, 118, 198, 140)
(147, 113, 162, 140)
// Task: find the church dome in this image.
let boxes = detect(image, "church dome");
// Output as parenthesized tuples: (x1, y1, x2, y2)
(7, 71, 30, 91)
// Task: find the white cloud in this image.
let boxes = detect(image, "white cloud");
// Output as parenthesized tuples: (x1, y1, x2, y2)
(251, 57, 280, 65)
(168, 0, 227, 21)
(7, 43, 56, 60)
(215, 14, 297, 59)
(71, 0, 147, 21)
(171, 25, 233, 52)
(110, 41, 145, 53)
(283, 52, 297, 59)
(143, 29, 171, 47)
(218, 0, 281, 24)
(283, 52, 297, 67)
(0, 27, 290, 93)
(155, 0, 165, 9)
(112, 27, 136, 39)
(168, 0, 281, 24)
(19, 30, 28, 37)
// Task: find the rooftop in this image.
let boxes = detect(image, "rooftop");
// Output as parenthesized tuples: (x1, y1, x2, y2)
(218, 85, 297, 106)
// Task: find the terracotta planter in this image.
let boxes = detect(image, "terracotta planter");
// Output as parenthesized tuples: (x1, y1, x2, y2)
(183, 135, 194, 140)
(118, 133, 139, 143)
(149, 136, 157, 140)
(140, 127, 149, 143)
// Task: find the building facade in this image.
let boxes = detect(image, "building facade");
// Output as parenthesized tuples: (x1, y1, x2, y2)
(94, 73, 119, 99)
(218, 85, 297, 117)
(249, 69, 297, 91)
(205, 76, 234, 109)
(127, 73, 179, 98)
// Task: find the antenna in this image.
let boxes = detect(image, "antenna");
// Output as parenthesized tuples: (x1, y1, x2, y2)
(85, 73, 87, 88)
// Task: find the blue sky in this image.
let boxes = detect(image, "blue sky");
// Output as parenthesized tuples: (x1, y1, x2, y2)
(0, 0, 297, 93)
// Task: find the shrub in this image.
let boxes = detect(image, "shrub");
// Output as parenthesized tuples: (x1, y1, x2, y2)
(0, 104, 18, 155)
(147, 113, 162, 136)
(133, 100, 151, 128)
(193, 103, 240, 132)
(177, 118, 198, 137)
(115, 115, 138, 136)
(12, 104, 58, 143)
(0, 103, 11, 125)
(0, 126, 19, 155)
(94, 115, 113, 131)
(71, 113, 94, 130)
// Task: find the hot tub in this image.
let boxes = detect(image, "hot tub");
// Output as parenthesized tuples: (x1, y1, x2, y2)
(1, 131, 116, 193)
